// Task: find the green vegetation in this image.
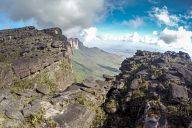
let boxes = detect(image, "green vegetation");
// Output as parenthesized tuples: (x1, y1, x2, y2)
(22, 110, 57, 128)
(75, 95, 106, 128)
(91, 107, 106, 128)
(30, 111, 44, 127)
(0, 53, 6, 62)
(0, 112, 16, 127)
(0, 50, 20, 64)
(167, 105, 178, 113)
(59, 59, 71, 71)
(10, 71, 56, 93)
(75, 95, 95, 109)
(148, 100, 161, 109)
(46, 117, 57, 128)
(132, 90, 145, 99)
(105, 99, 118, 113)
(72, 46, 123, 82)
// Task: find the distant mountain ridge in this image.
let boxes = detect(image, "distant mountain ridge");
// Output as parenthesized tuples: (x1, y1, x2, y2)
(70, 38, 124, 82)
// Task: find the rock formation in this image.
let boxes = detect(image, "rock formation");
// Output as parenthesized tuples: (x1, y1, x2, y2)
(0, 26, 74, 90)
(102, 50, 192, 128)
(68, 38, 81, 50)
(0, 26, 192, 128)
(0, 26, 111, 128)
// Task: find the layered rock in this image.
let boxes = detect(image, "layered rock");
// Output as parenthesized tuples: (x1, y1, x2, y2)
(102, 50, 192, 128)
(0, 26, 73, 90)
(0, 79, 111, 128)
(0, 27, 111, 128)
(68, 38, 81, 50)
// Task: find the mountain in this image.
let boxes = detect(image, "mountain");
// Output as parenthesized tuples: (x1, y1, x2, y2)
(0, 26, 74, 89)
(0, 26, 110, 128)
(0, 26, 192, 128)
(69, 38, 124, 82)
(102, 50, 192, 128)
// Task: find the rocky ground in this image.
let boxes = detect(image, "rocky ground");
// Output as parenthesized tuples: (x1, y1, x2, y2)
(102, 50, 192, 128)
(0, 26, 192, 128)
(0, 26, 73, 89)
(0, 26, 110, 128)
(0, 79, 111, 128)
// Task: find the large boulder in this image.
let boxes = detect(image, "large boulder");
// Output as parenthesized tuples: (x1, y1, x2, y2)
(53, 103, 95, 128)
(170, 84, 188, 102)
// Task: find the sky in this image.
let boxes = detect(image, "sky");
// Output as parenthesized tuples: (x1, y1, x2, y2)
(0, 0, 192, 56)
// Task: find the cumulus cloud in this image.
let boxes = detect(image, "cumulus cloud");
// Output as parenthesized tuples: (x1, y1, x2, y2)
(80, 27, 99, 42)
(122, 17, 145, 28)
(81, 26, 192, 56)
(0, 0, 106, 36)
(157, 27, 192, 53)
(150, 6, 180, 27)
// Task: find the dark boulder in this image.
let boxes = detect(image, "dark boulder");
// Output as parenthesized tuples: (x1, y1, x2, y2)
(103, 74, 115, 81)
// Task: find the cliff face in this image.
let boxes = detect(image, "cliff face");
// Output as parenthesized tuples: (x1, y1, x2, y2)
(70, 38, 123, 82)
(0, 27, 111, 128)
(102, 50, 192, 128)
(1, 26, 192, 128)
(0, 26, 73, 90)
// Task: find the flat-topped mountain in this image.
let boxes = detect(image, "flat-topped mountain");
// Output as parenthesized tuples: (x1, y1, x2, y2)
(69, 38, 123, 82)
(0, 26, 73, 90)
(102, 50, 192, 128)
(0, 26, 112, 128)
(0, 26, 192, 128)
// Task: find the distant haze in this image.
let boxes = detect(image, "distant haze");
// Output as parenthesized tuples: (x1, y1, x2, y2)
(83, 40, 191, 58)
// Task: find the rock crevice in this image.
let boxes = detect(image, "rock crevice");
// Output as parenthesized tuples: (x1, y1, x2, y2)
(102, 50, 192, 128)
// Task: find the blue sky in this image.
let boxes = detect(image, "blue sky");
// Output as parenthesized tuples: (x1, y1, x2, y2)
(0, 0, 192, 56)
(94, 0, 192, 35)
(0, 0, 192, 35)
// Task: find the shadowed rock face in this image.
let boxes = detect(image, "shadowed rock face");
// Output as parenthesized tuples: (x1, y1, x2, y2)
(0, 26, 111, 128)
(1, 26, 192, 128)
(0, 26, 73, 89)
(102, 50, 192, 128)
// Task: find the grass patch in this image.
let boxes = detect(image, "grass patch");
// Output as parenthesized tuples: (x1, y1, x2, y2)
(22, 110, 57, 128)
(105, 99, 118, 113)
(75, 95, 106, 128)
(10, 72, 56, 93)
(59, 59, 71, 71)
(132, 90, 145, 99)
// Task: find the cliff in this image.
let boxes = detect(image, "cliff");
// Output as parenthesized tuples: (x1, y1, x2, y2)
(102, 50, 192, 128)
(0, 27, 111, 128)
(70, 38, 123, 82)
(0, 26, 192, 128)
(0, 26, 73, 90)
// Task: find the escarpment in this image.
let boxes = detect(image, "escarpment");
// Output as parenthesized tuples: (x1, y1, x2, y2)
(102, 50, 192, 128)
(0, 26, 73, 90)
(1, 26, 192, 128)
(0, 27, 111, 128)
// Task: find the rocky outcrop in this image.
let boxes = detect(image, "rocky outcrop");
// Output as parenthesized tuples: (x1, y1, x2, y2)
(102, 50, 192, 128)
(68, 38, 81, 50)
(0, 26, 73, 90)
(0, 79, 111, 128)
(0, 27, 111, 128)
(1, 26, 192, 128)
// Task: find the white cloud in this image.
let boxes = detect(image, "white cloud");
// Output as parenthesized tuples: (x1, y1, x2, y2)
(81, 26, 192, 56)
(122, 17, 145, 28)
(129, 32, 141, 42)
(150, 6, 180, 27)
(153, 31, 158, 36)
(157, 27, 192, 53)
(80, 27, 99, 42)
(0, 0, 106, 36)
